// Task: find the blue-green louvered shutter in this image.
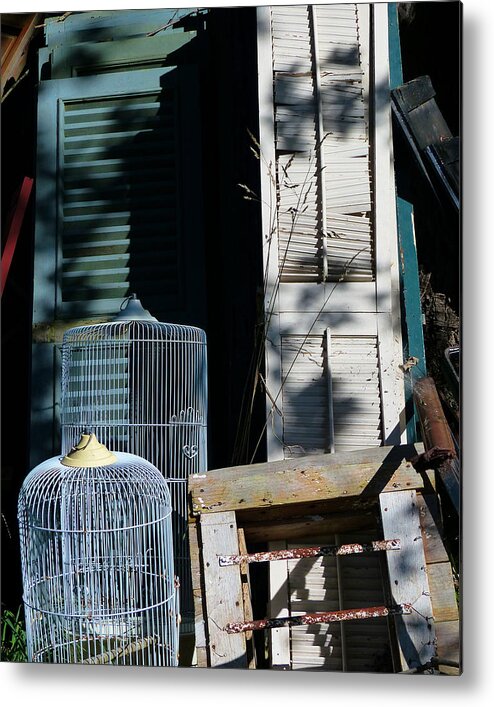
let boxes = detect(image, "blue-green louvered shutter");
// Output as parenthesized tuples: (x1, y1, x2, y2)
(33, 65, 205, 323)
(31, 65, 206, 464)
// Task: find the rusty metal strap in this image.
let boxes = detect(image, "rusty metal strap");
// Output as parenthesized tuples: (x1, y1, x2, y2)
(218, 539, 401, 566)
(224, 604, 412, 634)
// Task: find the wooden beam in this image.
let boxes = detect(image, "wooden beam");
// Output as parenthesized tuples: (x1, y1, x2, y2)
(237, 528, 256, 669)
(416, 492, 459, 668)
(379, 490, 436, 671)
(188, 519, 207, 667)
(32, 317, 109, 343)
(372, 2, 407, 446)
(200, 512, 247, 668)
(243, 510, 376, 544)
(1, 177, 33, 297)
(427, 563, 459, 624)
(190, 444, 426, 518)
(1, 14, 39, 96)
(434, 620, 461, 674)
(256, 5, 284, 462)
(417, 493, 449, 565)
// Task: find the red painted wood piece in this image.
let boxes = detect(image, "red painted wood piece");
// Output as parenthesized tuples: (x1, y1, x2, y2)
(1, 176, 33, 296)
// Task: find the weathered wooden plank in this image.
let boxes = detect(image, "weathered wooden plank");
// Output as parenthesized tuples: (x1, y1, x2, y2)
(433, 136, 459, 192)
(188, 519, 207, 667)
(434, 620, 461, 674)
(237, 528, 256, 669)
(190, 444, 425, 517)
(32, 317, 110, 343)
(417, 493, 449, 565)
(1, 14, 39, 94)
(379, 490, 436, 671)
(392, 75, 436, 113)
(427, 563, 459, 623)
(243, 510, 376, 543)
(200, 512, 247, 668)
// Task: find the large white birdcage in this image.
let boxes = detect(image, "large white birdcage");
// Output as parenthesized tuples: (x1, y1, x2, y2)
(18, 434, 179, 666)
(60, 295, 207, 634)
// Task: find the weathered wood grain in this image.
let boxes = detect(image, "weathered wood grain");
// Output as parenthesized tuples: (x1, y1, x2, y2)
(434, 620, 461, 674)
(379, 489, 436, 671)
(237, 528, 256, 669)
(417, 493, 449, 565)
(190, 444, 425, 518)
(32, 317, 109, 343)
(200, 512, 247, 668)
(416, 492, 459, 666)
(427, 563, 459, 624)
(188, 519, 207, 667)
(243, 510, 376, 543)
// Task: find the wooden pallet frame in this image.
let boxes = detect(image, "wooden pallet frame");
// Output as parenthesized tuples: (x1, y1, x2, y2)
(188, 443, 460, 672)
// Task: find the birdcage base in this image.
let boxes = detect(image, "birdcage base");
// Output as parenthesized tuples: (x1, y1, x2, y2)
(32, 635, 177, 666)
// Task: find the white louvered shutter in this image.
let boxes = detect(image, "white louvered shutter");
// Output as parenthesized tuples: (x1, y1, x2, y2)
(258, 3, 405, 672)
(272, 4, 373, 285)
(258, 3, 404, 461)
(288, 533, 392, 672)
(281, 331, 383, 456)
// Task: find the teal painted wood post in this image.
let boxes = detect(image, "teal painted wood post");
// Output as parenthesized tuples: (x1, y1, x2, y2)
(388, 3, 426, 443)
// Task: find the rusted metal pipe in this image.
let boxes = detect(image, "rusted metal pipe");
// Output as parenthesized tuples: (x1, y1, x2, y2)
(413, 377, 456, 454)
(218, 539, 401, 566)
(412, 376, 459, 514)
(224, 604, 412, 634)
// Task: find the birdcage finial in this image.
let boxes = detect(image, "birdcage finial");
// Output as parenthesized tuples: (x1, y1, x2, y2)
(61, 433, 118, 467)
(113, 294, 158, 322)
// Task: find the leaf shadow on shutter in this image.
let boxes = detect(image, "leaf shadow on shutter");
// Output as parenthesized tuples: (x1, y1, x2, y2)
(31, 36, 206, 466)
(61, 69, 182, 321)
(281, 334, 383, 458)
(265, 6, 388, 295)
(270, 4, 392, 284)
(243, 5, 395, 469)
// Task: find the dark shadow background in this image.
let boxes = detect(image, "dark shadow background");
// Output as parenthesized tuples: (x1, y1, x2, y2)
(396, 1, 461, 312)
(1, 4, 460, 650)
(1, 7, 265, 615)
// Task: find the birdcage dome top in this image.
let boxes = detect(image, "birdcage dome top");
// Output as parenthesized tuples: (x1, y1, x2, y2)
(61, 294, 207, 345)
(62, 319, 207, 345)
(19, 437, 172, 533)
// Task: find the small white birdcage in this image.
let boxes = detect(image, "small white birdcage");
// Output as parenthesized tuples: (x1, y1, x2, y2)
(60, 295, 207, 634)
(18, 434, 180, 666)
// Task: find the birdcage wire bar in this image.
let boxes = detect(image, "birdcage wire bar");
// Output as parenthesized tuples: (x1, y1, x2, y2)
(60, 314, 207, 634)
(18, 451, 180, 665)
